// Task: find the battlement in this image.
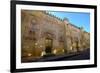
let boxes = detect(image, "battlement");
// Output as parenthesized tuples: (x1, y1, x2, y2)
(43, 11, 83, 31)
(43, 11, 63, 21)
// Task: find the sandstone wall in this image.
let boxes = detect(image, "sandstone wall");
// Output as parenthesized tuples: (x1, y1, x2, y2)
(21, 10, 90, 61)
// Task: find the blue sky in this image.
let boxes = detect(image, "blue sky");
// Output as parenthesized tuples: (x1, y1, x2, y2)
(47, 11, 90, 32)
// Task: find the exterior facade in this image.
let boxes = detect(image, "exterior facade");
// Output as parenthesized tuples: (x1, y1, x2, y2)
(21, 10, 90, 62)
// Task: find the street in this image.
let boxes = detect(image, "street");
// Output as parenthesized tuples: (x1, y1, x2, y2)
(22, 49, 90, 63)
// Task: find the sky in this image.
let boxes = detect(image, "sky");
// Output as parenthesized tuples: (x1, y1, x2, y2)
(47, 11, 90, 32)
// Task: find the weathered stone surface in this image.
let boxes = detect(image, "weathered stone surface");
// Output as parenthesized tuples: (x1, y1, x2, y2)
(21, 10, 90, 62)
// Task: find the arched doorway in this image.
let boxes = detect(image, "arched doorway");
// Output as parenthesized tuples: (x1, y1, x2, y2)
(45, 38, 53, 54)
(43, 32, 55, 57)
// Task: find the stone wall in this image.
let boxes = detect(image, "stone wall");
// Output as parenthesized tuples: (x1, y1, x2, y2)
(21, 10, 90, 61)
